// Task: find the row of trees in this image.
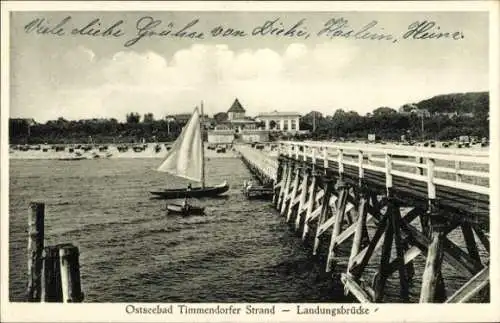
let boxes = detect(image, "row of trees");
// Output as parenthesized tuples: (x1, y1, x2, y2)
(298, 92, 489, 141)
(10, 116, 186, 144)
(300, 109, 488, 141)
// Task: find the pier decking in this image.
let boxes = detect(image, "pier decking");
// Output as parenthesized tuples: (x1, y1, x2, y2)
(236, 141, 490, 303)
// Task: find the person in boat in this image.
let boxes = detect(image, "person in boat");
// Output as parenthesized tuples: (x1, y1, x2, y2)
(182, 183, 192, 210)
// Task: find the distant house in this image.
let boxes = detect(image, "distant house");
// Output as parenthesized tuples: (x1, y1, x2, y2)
(171, 114, 192, 125)
(9, 118, 37, 138)
(399, 105, 430, 117)
(208, 98, 270, 143)
(219, 98, 260, 133)
(10, 118, 36, 126)
(227, 98, 246, 120)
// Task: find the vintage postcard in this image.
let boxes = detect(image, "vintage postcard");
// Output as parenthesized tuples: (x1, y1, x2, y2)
(1, 1, 499, 322)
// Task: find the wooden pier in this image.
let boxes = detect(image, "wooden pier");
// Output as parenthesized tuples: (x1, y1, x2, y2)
(236, 141, 490, 303)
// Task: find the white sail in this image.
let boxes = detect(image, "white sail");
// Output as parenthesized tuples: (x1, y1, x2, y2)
(157, 107, 203, 182)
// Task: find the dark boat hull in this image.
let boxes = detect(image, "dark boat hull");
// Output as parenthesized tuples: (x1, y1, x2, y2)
(243, 185, 274, 200)
(166, 203, 205, 216)
(151, 182, 229, 199)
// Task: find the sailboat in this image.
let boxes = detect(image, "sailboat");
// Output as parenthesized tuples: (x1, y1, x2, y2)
(150, 102, 229, 200)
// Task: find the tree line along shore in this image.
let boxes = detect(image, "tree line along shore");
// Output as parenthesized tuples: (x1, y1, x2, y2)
(10, 92, 489, 145)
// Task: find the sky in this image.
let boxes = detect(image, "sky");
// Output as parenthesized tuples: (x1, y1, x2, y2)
(9, 11, 489, 122)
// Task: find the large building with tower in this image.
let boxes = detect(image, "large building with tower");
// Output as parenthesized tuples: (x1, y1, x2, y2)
(207, 98, 302, 144)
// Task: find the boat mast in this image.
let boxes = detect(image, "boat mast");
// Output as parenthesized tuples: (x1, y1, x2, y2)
(200, 101, 206, 188)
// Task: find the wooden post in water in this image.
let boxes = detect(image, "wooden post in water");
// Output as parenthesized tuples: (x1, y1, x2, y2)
(313, 180, 333, 256)
(276, 161, 288, 208)
(59, 244, 84, 303)
(325, 179, 348, 272)
(390, 202, 410, 302)
(302, 174, 317, 241)
(348, 186, 368, 272)
(41, 245, 63, 302)
(280, 162, 294, 215)
(295, 168, 309, 230)
(27, 202, 45, 302)
(420, 220, 445, 303)
(286, 167, 300, 221)
(273, 160, 285, 205)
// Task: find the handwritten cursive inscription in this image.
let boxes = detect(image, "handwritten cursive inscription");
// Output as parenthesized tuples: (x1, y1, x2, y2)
(252, 18, 310, 39)
(24, 16, 71, 36)
(124, 16, 204, 47)
(22, 15, 466, 47)
(71, 18, 124, 37)
(317, 18, 395, 41)
(403, 21, 464, 40)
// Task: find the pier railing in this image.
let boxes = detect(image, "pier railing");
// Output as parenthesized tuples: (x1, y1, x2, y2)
(279, 141, 489, 197)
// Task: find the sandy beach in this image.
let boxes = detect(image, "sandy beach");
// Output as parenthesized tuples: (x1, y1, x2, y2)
(9, 144, 242, 160)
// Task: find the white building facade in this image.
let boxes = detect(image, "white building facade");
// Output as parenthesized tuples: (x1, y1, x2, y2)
(255, 111, 301, 132)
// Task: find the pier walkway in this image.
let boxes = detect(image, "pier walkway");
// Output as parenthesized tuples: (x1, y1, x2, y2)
(235, 141, 490, 303)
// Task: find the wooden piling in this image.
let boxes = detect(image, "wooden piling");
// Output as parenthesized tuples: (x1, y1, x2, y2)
(295, 169, 309, 230)
(286, 167, 300, 221)
(302, 174, 317, 241)
(313, 180, 333, 256)
(280, 163, 293, 215)
(390, 202, 409, 302)
(325, 180, 348, 272)
(276, 162, 289, 209)
(41, 245, 63, 302)
(374, 209, 394, 302)
(419, 218, 445, 303)
(59, 244, 84, 303)
(461, 223, 481, 264)
(348, 189, 368, 272)
(27, 202, 45, 302)
(274, 161, 287, 207)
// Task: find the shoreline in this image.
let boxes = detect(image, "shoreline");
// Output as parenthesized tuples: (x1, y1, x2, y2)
(9, 145, 241, 160)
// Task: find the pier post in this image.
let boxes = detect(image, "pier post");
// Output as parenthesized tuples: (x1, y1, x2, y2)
(27, 202, 45, 302)
(313, 179, 333, 256)
(273, 160, 285, 205)
(325, 179, 349, 272)
(389, 197, 410, 302)
(59, 244, 84, 303)
(302, 172, 317, 241)
(279, 162, 293, 215)
(276, 161, 288, 207)
(286, 166, 300, 221)
(41, 245, 63, 302)
(373, 202, 394, 302)
(420, 215, 446, 302)
(348, 184, 368, 272)
(295, 168, 310, 230)
(461, 223, 481, 264)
